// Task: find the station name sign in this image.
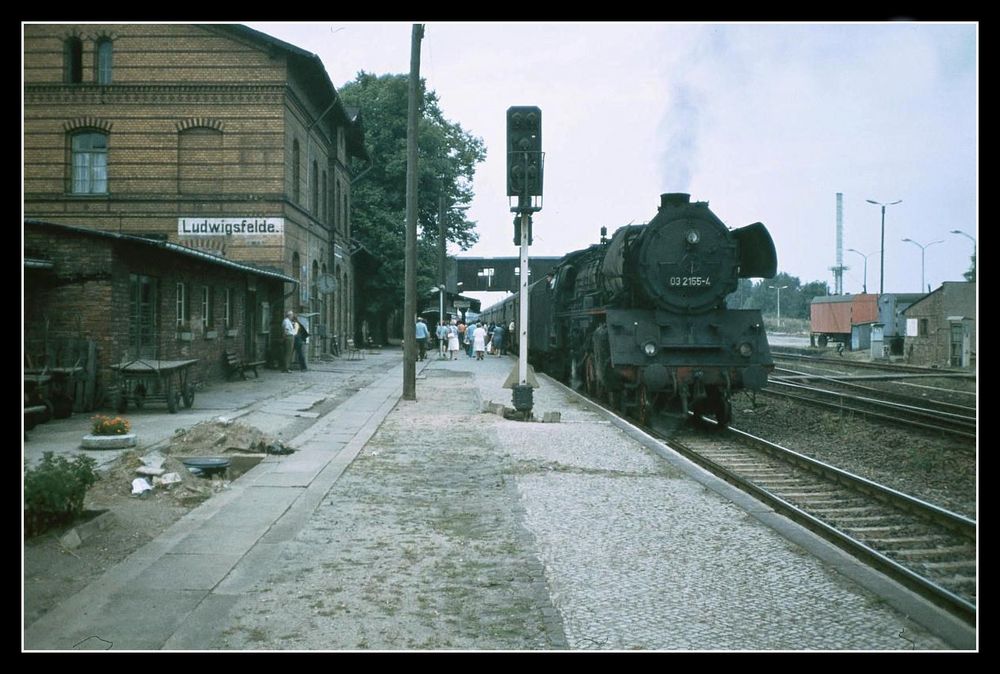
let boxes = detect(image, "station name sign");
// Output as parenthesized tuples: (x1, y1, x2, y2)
(178, 217, 284, 236)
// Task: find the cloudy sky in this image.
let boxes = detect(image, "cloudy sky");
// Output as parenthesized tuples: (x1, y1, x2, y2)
(249, 21, 977, 295)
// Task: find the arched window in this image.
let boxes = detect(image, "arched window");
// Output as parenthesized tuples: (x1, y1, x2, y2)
(292, 140, 301, 204)
(64, 37, 83, 84)
(333, 179, 341, 233)
(178, 127, 222, 194)
(310, 159, 318, 215)
(322, 170, 328, 224)
(71, 131, 108, 194)
(96, 38, 113, 85)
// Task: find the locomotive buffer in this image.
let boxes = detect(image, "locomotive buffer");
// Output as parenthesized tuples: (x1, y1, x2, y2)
(507, 105, 544, 417)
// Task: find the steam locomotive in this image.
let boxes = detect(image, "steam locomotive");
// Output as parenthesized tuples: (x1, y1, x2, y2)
(481, 193, 777, 428)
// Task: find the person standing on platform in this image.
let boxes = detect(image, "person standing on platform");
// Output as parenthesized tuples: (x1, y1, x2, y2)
(281, 311, 297, 373)
(415, 317, 429, 361)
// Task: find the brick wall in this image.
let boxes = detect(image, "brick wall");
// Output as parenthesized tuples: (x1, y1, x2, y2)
(25, 224, 288, 397)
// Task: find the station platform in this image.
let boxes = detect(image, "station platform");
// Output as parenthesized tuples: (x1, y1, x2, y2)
(23, 349, 975, 650)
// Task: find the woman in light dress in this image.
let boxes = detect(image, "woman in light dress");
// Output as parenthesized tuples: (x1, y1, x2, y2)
(473, 323, 488, 361)
(447, 322, 461, 360)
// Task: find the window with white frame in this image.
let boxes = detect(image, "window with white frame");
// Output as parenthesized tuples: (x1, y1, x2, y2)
(224, 288, 233, 329)
(71, 132, 108, 194)
(201, 286, 214, 329)
(176, 282, 188, 327)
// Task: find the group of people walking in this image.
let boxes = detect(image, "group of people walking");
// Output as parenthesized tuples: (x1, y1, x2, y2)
(419, 318, 511, 361)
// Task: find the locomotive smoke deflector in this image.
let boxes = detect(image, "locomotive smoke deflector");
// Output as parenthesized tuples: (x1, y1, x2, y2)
(733, 221, 778, 279)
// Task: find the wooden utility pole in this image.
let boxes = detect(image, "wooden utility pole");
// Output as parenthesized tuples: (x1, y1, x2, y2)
(402, 23, 423, 400)
(438, 193, 446, 292)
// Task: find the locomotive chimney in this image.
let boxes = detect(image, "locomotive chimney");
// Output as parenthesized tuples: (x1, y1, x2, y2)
(660, 193, 691, 209)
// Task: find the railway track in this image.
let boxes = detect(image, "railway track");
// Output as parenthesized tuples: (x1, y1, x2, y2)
(763, 374, 977, 440)
(771, 349, 978, 379)
(653, 421, 977, 624)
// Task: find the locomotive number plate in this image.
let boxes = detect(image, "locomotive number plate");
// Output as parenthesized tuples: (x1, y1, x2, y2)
(669, 276, 711, 287)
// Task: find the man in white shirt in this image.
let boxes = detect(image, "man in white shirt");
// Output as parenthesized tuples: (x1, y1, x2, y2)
(282, 311, 297, 372)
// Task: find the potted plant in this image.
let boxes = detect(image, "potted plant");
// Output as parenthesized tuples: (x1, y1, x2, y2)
(81, 414, 137, 450)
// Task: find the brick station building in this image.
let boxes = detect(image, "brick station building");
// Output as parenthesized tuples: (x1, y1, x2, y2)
(23, 23, 368, 374)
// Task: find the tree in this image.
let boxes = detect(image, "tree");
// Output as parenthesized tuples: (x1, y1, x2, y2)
(340, 72, 486, 339)
(963, 253, 976, 282)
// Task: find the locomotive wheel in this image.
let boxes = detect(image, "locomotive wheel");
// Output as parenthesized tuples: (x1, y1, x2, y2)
(715, 398, 733, 429)
(706, 389, 732, 430)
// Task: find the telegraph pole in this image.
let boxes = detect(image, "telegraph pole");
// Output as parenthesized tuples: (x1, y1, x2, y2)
(402, 24, 423, 400)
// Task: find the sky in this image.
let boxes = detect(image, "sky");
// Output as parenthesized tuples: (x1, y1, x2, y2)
(249, 21, 978, 295)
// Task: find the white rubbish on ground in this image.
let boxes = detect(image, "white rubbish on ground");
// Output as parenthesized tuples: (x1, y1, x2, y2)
(130, 478, 153, 495)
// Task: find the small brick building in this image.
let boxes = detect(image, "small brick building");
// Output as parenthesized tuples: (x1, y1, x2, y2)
(902, 282, 976, 369)
(25, 220, 296, 401)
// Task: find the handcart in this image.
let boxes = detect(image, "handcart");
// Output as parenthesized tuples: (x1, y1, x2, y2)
(109, 358, 199, 413)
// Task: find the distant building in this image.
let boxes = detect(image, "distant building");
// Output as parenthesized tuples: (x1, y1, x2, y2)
(902, 282, 976, 368)
(877, 293, 926, 355)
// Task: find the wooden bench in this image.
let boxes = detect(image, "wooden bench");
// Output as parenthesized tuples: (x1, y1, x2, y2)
(223, 350, 265, 380)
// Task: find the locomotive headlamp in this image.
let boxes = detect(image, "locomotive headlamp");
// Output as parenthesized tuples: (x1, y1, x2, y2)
(643, 341, 658, 357)
(738, 342, 753, 357)
(686, 230, 700, 245)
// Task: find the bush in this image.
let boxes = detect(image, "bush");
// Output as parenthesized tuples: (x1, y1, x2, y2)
(24, 452, 98, 537)
(91, 414, 131, 435)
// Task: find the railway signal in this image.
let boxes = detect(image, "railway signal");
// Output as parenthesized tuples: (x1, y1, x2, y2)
(506, 105, 543, 418)
(507, 106, 543, 199)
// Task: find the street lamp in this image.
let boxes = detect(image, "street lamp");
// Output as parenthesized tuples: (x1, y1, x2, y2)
(866, 198, 902, 295)
(768, 284, 788, 329)
(901, 238, 943, 293)
(429, 285, 445, 328)
(846, 249, 879, 294)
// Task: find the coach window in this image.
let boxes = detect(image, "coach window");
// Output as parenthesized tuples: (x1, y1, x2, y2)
(70, 131, 108, 194)
(96, 38, 113, 84)
(64, 36, 83, 84)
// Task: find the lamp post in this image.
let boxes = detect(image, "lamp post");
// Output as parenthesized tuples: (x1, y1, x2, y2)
(430, 285, 445, 327)
(847, 248, 879, 294)
(901, 238, 943, 293)
(768, 285, 788, 329)
(866, 199, 902, 295)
